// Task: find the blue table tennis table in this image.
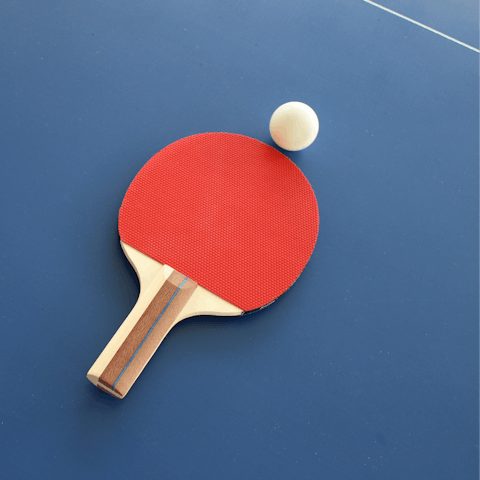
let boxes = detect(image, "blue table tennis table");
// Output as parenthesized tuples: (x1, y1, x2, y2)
(0, 1, 478, 478)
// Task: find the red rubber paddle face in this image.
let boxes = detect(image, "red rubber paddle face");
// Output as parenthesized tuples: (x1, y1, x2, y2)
(119, 133, 319, 312)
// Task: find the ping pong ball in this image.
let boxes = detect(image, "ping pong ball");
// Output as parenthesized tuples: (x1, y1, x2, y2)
(269, 102, 319, 151)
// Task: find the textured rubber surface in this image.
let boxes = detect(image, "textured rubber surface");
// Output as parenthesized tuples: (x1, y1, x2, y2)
(119, 133, 319, 311)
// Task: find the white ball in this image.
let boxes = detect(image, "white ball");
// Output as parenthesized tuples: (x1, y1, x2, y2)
(269, 101, 319, 151)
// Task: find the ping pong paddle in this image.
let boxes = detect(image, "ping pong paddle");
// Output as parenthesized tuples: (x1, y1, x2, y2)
(87, 132, 319, 398)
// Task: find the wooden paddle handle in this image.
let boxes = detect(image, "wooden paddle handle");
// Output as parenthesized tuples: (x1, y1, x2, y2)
(87, 266, 197, 398)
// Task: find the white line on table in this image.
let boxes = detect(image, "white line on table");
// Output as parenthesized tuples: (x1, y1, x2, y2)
(364, 0, 479, 53)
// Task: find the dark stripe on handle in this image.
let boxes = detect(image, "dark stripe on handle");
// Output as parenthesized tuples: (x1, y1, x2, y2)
(99, 270, 197, 396)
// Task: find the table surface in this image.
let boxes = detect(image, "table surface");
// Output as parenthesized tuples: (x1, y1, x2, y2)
(1, 1, 478, 479)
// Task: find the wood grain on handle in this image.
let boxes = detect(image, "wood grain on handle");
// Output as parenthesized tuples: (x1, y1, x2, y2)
(87, 243, 243, 399)
(87, 267, 197, 398)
